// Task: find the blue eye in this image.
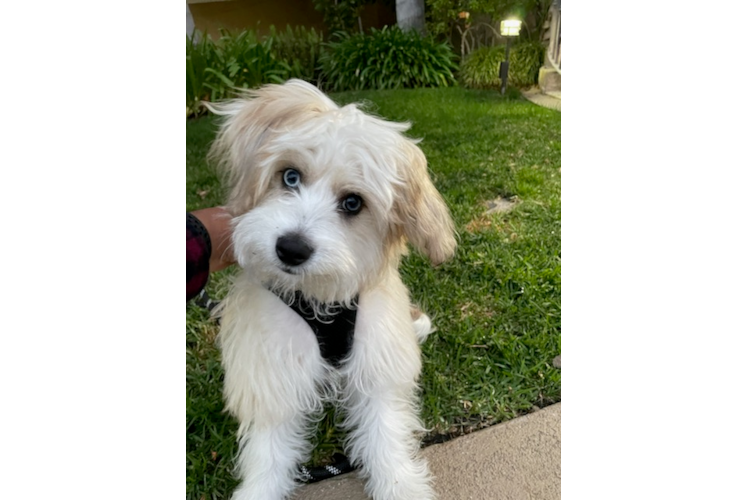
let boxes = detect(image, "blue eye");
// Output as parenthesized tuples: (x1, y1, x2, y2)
(283, 168, 301, 188)
(341, 194, 363, 215)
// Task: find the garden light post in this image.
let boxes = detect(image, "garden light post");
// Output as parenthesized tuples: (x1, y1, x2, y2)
(499, 19, 522, 95)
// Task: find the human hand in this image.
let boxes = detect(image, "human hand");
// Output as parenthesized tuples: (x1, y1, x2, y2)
(191, 207, 236, 272)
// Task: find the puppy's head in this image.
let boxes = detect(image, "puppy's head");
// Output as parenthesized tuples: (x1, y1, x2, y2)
(208, 79, 456, 303)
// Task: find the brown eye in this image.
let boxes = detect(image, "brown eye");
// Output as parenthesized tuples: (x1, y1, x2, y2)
(340, 194, 363, 215)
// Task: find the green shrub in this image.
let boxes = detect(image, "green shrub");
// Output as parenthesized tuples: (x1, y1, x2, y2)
(459, 46, 502, 89)
(459, 41, 546, 90)
(313, 0, 370, 34)
(509, 41, 545, 88)
(268, 25, 325, 83)
(212, 29, 288, 89)
(186, 29, 288, 117)
(186, 32, 217, 116)
(319, 26, 458, 92)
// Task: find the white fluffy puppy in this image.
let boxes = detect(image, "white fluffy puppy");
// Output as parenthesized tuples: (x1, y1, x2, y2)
(207, 79, 456, 500)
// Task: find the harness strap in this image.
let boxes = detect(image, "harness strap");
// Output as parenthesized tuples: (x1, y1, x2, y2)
(282, 291, 358, 367)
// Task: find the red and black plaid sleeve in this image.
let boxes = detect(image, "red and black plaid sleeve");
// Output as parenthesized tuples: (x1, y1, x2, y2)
(187, 212, 211, 302)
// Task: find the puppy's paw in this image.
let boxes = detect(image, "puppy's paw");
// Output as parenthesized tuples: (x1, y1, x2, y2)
(231, 480, 296, 500)
(366, 464, 436, 500)
(410, 306, 435, 344)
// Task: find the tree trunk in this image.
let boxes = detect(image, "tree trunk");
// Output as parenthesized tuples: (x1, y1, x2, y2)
(396, 0, 426, 35)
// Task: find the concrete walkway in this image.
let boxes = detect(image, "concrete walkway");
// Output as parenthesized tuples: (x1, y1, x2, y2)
(292, 403, 561, 500)
(522, 88, 561, 112)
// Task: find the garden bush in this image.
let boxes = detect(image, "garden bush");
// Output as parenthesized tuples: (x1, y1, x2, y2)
(319, 26, 458, 92)
(510, 40, 545, 87)
(268, 25, 325, 83)
(459, 41, 545, 89)
(186, 29, 289, 117)
(459, 46, 502, 89)
(186, 32, 218, 116)
(312, 0, 373, 34)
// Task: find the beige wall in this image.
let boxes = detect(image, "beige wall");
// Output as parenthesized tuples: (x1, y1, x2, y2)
(188, 0, 396, 38)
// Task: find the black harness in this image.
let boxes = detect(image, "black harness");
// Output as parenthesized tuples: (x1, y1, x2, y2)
(283, 291, 358, 367)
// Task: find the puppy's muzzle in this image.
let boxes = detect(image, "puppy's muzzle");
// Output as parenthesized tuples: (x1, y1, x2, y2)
(276, 233, 314, 267)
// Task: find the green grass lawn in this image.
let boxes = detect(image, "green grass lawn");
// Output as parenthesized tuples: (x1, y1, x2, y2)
(187, 86, 560, 499)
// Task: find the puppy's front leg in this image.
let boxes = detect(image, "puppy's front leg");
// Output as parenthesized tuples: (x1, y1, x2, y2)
(220, 283, 328, 500)
(340, 279, 435, 500)
(231, 415, 311, 500)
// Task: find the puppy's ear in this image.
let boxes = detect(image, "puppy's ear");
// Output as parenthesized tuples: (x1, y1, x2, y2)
(205, 79, 337, 214)
(395, 140, 457, 265)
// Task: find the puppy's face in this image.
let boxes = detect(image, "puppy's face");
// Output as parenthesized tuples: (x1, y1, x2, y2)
(229, 117, 405, 303)
(208, 80, 456, 303)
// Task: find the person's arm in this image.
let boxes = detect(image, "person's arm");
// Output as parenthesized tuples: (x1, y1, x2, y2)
(186, 207, 235, 302)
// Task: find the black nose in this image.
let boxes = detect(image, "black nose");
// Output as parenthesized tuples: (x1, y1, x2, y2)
(275, 233, 314, 266)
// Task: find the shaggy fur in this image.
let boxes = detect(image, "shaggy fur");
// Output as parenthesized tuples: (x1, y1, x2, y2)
(206, 79, 456, 500)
